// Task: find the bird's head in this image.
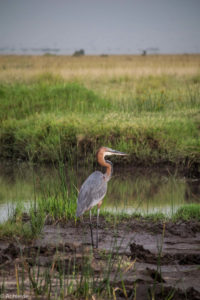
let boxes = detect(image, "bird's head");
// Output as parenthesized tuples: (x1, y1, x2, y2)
(97, 146, 128, 159)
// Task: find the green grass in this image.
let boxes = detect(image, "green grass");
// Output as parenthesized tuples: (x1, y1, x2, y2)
(0, 73, 200, 169)
(0, 162, 78, 239)
(0, 206, 46, 241)
(1, 199, 199, 240)
(173, 203, 200, 221)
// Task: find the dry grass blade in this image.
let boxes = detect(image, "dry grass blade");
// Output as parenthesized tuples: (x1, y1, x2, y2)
(15, 263, 20, 295)
(123, 258, 137, 274)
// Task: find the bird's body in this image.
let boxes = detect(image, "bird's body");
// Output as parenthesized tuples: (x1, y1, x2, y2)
(76, 171, 107, 217)
(76, 146, 127, 248)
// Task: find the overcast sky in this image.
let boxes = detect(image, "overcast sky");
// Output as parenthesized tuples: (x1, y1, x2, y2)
(0, 0, 200, 54)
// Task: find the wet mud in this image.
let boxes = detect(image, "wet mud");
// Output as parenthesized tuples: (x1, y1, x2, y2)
(0, 218, 200, 299)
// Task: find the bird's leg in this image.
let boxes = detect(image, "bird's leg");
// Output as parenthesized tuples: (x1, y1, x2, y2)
(96, 207, 100, 248)
(89, 210, 94, 248)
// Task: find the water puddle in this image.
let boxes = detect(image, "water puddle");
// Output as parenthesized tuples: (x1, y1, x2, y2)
(0, 163, 199, 223)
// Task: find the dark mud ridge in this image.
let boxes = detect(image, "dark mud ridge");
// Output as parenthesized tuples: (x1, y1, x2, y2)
(0, 218, 200, 299)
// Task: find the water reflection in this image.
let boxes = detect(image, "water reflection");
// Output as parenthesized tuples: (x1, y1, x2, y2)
(0, 163, 199, 223)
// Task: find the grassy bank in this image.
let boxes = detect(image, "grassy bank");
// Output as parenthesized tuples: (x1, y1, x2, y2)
(0, 55, 200, 172)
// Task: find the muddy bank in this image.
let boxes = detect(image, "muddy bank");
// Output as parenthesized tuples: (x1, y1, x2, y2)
(0, 218, 200, 299)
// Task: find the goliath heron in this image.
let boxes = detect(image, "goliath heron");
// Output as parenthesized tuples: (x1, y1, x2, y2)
(76, 146, 127, 248)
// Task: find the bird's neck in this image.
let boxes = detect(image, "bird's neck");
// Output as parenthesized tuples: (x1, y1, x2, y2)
(105, 160, 113, 180)
(97, 152, 113, 180)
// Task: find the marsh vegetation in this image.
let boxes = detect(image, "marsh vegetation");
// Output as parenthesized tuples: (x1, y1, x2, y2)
(0, 55, 200, 299)
(0, 55, 200, 171)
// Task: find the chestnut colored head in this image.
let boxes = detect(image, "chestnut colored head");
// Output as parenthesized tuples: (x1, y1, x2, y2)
(96, 147, 127, 176)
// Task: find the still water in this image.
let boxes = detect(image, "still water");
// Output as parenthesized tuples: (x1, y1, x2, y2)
(0, 163, 199, 223)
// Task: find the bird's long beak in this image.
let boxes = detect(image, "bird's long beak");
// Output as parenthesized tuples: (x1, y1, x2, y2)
(112, 150, 127, 156)
(106, 148, 128, 156)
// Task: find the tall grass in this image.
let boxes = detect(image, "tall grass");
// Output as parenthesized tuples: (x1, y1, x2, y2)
(0, 72, 199, 166)
(0, 55, 199, 172)
(0, 55, 200, 83)
(37, 162, 77, 220)
(0, 160, 78, 238)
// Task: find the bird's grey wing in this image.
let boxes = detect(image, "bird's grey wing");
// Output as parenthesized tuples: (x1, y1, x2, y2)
(76, 171, 107, 217)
